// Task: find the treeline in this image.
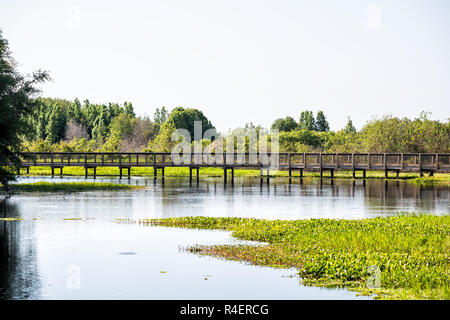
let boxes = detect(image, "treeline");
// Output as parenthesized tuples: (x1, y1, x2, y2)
(20, 98, 449, 153)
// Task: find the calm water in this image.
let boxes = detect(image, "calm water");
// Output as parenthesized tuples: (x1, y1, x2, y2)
(0, 176, 448, 299)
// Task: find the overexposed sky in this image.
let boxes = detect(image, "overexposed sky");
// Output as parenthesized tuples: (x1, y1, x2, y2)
(1, 0, 449, 132)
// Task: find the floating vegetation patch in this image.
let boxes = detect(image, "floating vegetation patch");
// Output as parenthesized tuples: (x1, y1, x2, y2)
(10, 182, 143, 192)
(143, 214, 450, 300)
(0, 217, 24, 221)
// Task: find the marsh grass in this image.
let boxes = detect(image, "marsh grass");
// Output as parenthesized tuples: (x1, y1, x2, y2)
(10, 181, 142, 192)
(144, 215, 450, 300)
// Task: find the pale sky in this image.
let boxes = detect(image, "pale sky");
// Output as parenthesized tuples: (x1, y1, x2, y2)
(1, 0, 449, 132)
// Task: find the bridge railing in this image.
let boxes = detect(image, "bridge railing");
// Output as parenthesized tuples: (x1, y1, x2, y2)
(12, 152, 450, 171)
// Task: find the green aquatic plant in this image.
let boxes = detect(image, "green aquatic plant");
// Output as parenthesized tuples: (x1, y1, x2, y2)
(10, 181, 143, 192)
(143, 214, 450, 300)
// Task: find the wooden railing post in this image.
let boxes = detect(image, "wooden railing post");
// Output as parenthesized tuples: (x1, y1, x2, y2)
(436, 153, 439, 170)
(419, 153, 422, 175)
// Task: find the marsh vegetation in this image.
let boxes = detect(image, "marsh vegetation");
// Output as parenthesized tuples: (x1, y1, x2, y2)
(145, 215, 450, 300)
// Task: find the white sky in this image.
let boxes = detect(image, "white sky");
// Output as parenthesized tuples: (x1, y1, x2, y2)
(1, 0, 449, 132)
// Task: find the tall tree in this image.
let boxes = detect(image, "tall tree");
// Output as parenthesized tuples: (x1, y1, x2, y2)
(315, 111, 330, 132)
(0, 30, 49, 189)
(344, 117, 356, 133)
(45, 104, 67, 143)
(154, 106, 168, 124)
(298, 110, 316, 130)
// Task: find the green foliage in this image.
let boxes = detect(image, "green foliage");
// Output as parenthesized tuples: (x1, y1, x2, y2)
(147, 215, 450, 300)
(315, 111, 330, 132)
(344, 117, 356, 133)
(45, 104, 67, 143)
(146, 121, 177, 152)
(0, 30, 49, 189)
(360, 114, 450, 153)
(271, 116, 298, 132)
(299, 110, 316, 130)
(153, 106, 168, 125)
(166, 107, 215, 140)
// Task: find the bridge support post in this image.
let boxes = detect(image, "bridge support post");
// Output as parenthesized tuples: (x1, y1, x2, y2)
(320, 169, 323, 179)
(128, 167, 131, 178)
(60, 167, 63, 176)
(363, 169, 366, 179)
(429, 170, 434, 177)
(196, 167, 199, 183)
(396, 170, 399, 178)
(300, 169, 303, 178)
(51, 167, 54, 177)
(352, 169, 356, 178)
(189, 167, 192, 183)
(419, 170, 423, 178)
(153, 167, 157, 179)
(93, 167, 96, 179)
(85, 167, 88, 178)
(17, 167, 21, 175)
(26, 167, 30, 174)
(120, 167, 123, 179)
(161, 167, 164, 179)
(385, 170, 388, 179)
(330, 169, 334, 179)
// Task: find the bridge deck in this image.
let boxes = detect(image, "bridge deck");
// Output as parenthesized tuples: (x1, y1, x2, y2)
(11, 152, 450, 179)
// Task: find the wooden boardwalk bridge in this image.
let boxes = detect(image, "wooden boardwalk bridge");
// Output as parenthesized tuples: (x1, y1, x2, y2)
(14, 152, 450, 182)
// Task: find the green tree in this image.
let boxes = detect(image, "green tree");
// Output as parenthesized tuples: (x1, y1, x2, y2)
(315, 111, 330, 132)
(45, 104, 67, 144)
(124, 101, 135, 117)
(166, 107, 214, 140)
(299, 110, 316, 130)
(0, 30, 49, 189)
(109, 113, 136, 139)
(344, 117, 356, 133)
(154, 106, 168, 124)
(271, 116, 297, 132)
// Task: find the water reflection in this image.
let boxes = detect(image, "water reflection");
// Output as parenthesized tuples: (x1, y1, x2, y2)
(0, 199, 41, 299)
